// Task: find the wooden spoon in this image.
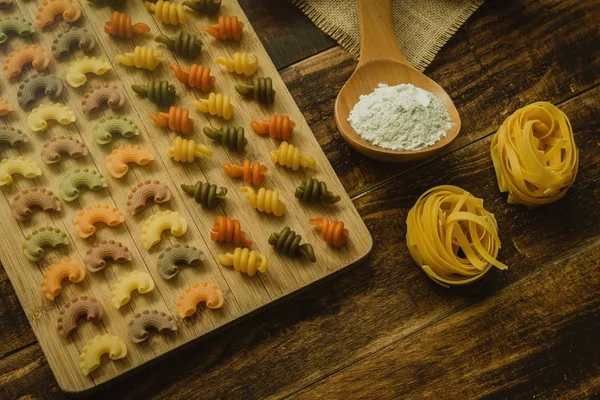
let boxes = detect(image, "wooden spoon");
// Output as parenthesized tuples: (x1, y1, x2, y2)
(335, 0, 461, 162)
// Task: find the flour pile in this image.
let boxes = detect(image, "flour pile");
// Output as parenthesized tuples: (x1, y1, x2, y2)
(348, 83, 452, 151)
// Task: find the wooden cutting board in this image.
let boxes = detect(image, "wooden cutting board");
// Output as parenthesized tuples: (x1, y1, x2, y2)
(0, 0, 371, 394)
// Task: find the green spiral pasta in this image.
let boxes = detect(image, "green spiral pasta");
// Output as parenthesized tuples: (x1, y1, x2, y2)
(87, 0, 125, 7)
(268, 226, 316, 262)
(155, 32, 202, 60)
(131, 81, 176, 108)
(235, 77, 275, 104)
(295, 178, 341, 204)
(183, 0, 221, 14)
(181, 181, 227, 209)
(203, 126, 247, 151)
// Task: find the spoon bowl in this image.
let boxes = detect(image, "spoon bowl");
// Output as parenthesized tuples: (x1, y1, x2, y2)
(335, 0, 461, 163)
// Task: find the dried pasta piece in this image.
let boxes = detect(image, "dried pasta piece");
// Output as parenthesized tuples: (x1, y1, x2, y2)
(10, 188, 61, 222)
(41, 136, 87, 164)
(150, 106, 194, 134)
(87, 0, 126, 7)
(65, 57, 112, 88)
(0, 100, 13, 116)
(128, 310, 177, 343)
(211, 216, 252, 247)
(0, 156, 41, 186)
(157, 244, 205, 280)
(270, 141, 316, 171)
(0, 127, 27, 148)
(240, 187, 286, 216)
(141, 210, 187, 250)
(132, 81, 176, 108)
(406, 185, 508, 287)
(79, 334, 127, 376)
(40, 257, 86, 300)
(51, 27, 95, 59)
(59, 168, 107, 202)
(204, 126, 246, 151)
(181, 181, 226, 209)
(105, 145, 154, 178)
(155, 32, 202, 59)
(94, 116, 139, 145)
(116, 46, 163, 71)
(57, 296, 104, 338)
(191, 93, 233, 120)
(168, 63, 215, 92)
(235, 77, 275, 104)
(73, 204, 125, 239)
(84, 240, 132, 272)
(35, 0, 81, 28)
(81, 84, 126, 114)
(176, 282, 223, 319)
(111, 271, 155, 309)
(223, 160, 267, 186)
(127, 180, 171, 216)
(182, 0, 220, 15)
(0, 17, 35, 45)
(167, 136, 213, 162)
(203, 16, 244, 41)
(17, 74, 63, 109)
(309, 217, 349, 248)
(214, 52, 258, 77)
(104, 12, 150, 39)
(145, 0, 186, 26)
(490, 102, 579, 207)
(22, 227, 68, 262)
(295, 178, 340, 204)
(251, 114, 295, 141)
(28, 103, 76, 132)
(4, 45, 50, 79)
(269, 226, 316, 262)
(218, 247, 267, 277)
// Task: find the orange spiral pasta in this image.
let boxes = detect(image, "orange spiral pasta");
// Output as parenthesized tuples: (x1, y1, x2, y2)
(309, 217, 349, 248)
(223, 159, 267, 186)
(150, 106, 194, 134)
(251, 114, 295, 140)
(203, 16, 244, 40)
(210, 216, 252, 247)
(104, 11, 150, 39)
(168, 63, 215, 92)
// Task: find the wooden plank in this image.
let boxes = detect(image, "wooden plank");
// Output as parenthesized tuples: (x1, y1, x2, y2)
(0, 0, 371, 394)
(293, 243, 600, 399)
(281, 0, 600, 196)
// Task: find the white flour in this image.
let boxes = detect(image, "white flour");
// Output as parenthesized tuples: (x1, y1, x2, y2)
(348, 83, 452, 151)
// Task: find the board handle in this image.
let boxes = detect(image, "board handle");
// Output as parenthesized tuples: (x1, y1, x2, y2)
(357, 0, 409, 67)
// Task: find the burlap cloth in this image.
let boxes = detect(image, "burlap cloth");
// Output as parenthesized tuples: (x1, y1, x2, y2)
(293, 0, 483, 71)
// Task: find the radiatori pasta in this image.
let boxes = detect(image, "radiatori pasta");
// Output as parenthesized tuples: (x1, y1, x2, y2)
(490, 101, 578, 207)
(405, 185, 507, 287)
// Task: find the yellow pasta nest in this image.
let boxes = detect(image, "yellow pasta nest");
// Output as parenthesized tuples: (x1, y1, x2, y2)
(28, 103, 76, 132)
(406, 185, 508, 287)
(115, 46, 163, 71)
(80, 334, 127, 376)
(167, 136, 213, 163)
(65, 57, 112, 87)
(240, 186, 286, 216)
(270, 141, 316, 171)
(191, 93, 233, 120)
(141, 210, 187, 250)
(145, 0, 186, 26)
(0, 156, 41, 186)
(110, 271, 155, 309)
(214, 52, 258, 76)
(490, 101, 579, 208)
(219, 248, 268, 277)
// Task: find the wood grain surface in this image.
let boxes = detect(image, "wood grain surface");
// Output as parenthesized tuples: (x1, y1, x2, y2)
(1, 0, 599, 398)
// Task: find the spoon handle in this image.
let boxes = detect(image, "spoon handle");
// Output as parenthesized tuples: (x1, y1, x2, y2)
(357, 0, 408, 66)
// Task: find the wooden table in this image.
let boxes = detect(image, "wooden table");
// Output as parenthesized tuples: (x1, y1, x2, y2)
(1, 0, 598, 398)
